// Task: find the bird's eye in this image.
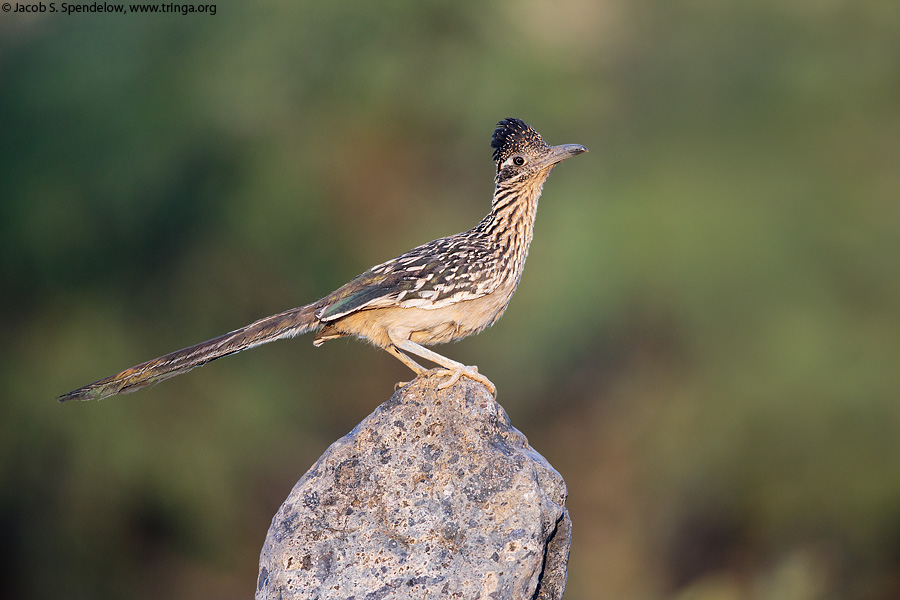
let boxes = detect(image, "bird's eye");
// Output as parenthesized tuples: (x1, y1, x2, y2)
(513, 156, 525, 166)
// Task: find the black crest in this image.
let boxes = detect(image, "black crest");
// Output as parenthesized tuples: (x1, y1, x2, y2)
(491, 118, 547, 163)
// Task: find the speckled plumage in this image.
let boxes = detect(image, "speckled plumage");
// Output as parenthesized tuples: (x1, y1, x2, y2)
(59, 118, 586, 402)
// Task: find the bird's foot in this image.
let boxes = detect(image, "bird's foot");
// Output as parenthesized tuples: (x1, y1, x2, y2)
(394, 380, 409, 391)
(437, 365, 496, 397)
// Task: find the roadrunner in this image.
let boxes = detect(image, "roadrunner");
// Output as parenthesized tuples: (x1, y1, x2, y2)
(59, 118, 587, 402)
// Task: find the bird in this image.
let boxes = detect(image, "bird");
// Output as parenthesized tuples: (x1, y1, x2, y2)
(58, 118, 587, 402)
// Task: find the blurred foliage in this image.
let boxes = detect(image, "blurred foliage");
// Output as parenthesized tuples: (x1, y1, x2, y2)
(2, 1, 899, 599)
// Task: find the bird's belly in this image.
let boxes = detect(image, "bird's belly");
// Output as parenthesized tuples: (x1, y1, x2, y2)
(332, 288, 514, 348)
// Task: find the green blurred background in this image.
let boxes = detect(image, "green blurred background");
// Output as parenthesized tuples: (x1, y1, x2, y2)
(2, 1, 899, 598)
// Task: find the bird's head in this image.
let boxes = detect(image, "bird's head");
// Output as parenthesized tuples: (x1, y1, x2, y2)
(491, 118, 587, 184)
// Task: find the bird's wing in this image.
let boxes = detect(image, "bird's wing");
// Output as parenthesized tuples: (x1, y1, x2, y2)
(316, 236, 501, 322)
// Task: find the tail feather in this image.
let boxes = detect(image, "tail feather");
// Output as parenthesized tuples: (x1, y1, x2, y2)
(58, 303, 321, 402)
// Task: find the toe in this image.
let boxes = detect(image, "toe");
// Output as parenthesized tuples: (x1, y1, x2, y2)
(437, 369, 463, 390)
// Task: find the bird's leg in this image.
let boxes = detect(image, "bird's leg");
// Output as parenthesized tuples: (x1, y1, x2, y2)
(389, 337, 497, 397)
(384, 344, 428, 390)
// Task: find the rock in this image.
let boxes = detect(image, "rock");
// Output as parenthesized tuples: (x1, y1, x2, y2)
(256, 372, 571, 600)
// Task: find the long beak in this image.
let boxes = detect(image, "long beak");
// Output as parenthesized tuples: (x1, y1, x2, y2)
(535, 143, 588, 170)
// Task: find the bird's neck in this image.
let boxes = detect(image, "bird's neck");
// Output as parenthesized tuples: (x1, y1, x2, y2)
(475, 171, 551, 286)
(486, 173, 550, 242)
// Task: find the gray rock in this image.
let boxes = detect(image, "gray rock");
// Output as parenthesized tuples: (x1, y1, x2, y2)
(256, 372, 570, 600)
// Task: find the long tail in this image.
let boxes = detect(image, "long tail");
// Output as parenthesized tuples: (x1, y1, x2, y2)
(58, 303, 321, 402)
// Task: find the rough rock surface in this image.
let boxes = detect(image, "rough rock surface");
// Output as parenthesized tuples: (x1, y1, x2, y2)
(256, 372, 570, 600)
